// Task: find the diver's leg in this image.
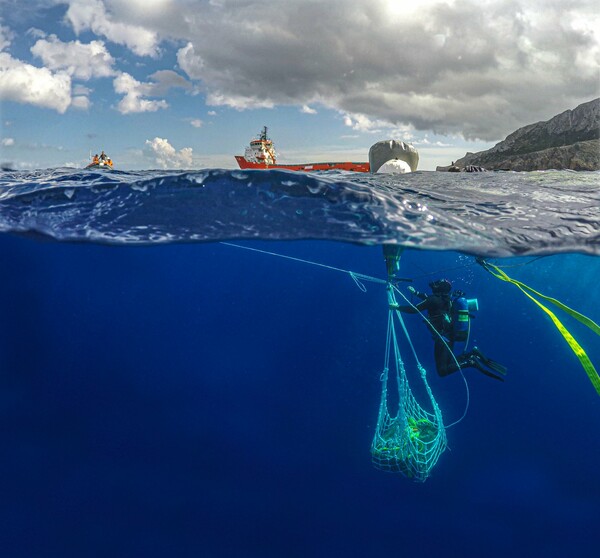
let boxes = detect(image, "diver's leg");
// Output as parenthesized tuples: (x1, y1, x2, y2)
(434, 338, 456, 377)
(453, 340, 466, 357)
(438, 346, 505, 381)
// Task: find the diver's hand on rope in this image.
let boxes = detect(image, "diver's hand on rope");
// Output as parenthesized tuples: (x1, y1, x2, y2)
(389, 303, 399, 310)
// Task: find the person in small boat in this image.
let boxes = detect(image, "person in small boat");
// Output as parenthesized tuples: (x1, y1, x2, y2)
(92, 154, 99, 165)
(99, 151, 107, 162)
(392, 278, 507, 381)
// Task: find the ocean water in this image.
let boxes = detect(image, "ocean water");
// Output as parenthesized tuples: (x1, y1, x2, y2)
(0, 168, 599, 557)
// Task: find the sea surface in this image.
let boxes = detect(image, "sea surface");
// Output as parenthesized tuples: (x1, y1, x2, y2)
(1, 168, 599, 557)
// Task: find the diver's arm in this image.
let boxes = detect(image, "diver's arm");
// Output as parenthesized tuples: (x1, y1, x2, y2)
(392, 299, 429, 314)
(396, 306, 417, 313)
(407, 285, 427, 300)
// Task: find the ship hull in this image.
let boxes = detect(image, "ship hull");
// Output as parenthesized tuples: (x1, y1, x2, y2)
(235, 156, 369, 173)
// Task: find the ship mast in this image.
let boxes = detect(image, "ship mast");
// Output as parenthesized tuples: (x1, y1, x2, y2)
(259, 126, 269, 141)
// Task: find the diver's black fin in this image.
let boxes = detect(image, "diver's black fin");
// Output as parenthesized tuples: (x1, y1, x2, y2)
(471, 347, 507, 376)
(485, 359, 508, 376)
(468, 357, 505, 382)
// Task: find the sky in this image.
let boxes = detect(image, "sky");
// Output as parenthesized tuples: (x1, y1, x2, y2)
(0, 0, 598, 171)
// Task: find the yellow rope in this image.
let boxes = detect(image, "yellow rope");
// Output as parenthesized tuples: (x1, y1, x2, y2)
(481, 262, 600, 396)
(490, 264, 600, 335)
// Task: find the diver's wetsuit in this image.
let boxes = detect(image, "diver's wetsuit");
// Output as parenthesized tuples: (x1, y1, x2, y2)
(397, 293, 506, 380)
(398, 293, 457, 377)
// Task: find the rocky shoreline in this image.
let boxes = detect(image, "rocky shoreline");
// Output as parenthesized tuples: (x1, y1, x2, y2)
(438, 98, 600, 171)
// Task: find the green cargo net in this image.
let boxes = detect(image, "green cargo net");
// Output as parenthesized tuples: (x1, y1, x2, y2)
(371, 286, 447, 482)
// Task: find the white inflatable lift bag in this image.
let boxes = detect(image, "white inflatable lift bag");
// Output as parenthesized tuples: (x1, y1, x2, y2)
(369, 140, 419, 174)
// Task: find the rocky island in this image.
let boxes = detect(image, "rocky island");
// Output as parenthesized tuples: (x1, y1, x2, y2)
(438, 98, 599, 171)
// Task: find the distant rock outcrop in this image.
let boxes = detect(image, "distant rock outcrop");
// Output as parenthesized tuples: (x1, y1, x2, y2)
(440, 98, 600, 171)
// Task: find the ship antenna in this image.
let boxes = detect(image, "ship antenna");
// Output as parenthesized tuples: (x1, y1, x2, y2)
(261, 126, 268, 141)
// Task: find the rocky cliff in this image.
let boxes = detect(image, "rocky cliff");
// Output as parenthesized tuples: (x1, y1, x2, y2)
(447, 98, 600, 171)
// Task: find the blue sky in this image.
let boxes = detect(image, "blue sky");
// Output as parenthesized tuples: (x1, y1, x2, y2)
(1, 0, 598, 170)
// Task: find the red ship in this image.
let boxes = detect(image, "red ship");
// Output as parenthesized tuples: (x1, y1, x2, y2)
(235, 127, 370, 172)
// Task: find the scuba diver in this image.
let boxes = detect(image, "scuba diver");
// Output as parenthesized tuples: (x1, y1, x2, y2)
(393, 278, 507, 381)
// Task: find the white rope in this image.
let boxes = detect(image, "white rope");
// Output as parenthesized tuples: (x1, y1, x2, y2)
(220, 241, 387, 290)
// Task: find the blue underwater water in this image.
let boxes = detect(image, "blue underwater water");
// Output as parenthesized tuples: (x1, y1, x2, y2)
(0, 168, 599, 557)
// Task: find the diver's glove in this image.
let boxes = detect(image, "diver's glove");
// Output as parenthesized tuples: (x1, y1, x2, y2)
(407, 286, 416, 294)
(389, 303, 399, 310)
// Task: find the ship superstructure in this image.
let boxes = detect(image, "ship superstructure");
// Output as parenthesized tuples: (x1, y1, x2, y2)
(235, 127, 370, 172)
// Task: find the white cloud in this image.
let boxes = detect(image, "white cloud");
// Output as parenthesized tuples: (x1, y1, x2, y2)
(0, 52, 71, 113)
(147, 69, 191, 94)
(111, 70, 188, 114)
(1, 137, 14, 146)
(73, 84, 91, 96)
(65, 0, 160, 57)
(26, 28, 47, 40)
(71, 95, 91, 110)
(5, 0, 597, 141)
(342, 112, 415, 139)
(206, 91, 275, 110)
(169, 0, 600, 140)
(30, 35, 115, 79)
(342, 113, 378, 133)
(0, 24, 14, 51)
(145, 137, 192, 169)
(190, 119, 203, 128)
(207, 110, 216, 116)
(176, 42, 203, 78)
(113, 72, 168, 113)
(301, 105, 317, 114)
(72, 84, 92, 109)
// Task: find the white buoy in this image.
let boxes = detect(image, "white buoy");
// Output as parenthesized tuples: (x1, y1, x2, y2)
(369, 140, 419, 174)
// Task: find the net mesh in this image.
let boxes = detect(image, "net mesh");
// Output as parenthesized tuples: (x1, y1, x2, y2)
(371, 287, 447, 482)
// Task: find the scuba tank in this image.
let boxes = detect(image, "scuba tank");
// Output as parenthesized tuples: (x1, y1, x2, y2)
(451, 293, 478, 342)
